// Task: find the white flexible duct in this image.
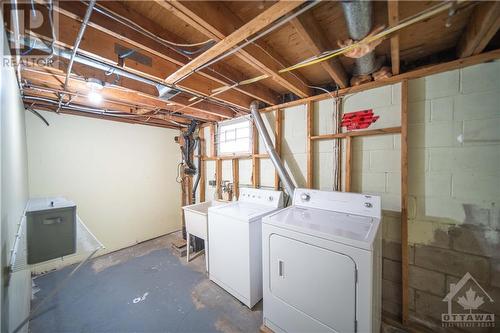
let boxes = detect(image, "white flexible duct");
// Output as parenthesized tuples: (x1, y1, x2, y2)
(250, 101, 295, 198)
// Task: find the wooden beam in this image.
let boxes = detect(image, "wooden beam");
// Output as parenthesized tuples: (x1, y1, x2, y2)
(306, 101, 314, 189)
(232, 159, 239, 199)
(345, 136, 352, 192)
(401, 80, 409, 325)
(457, 1, 500, 58)
(252, 124, 260, 188)
(260, 49, 500, 113)
(388, 1, 400, 75)
(60, 1, 280, 106)
(33, 12, 240, 117)
(290, 15, 348, 88)
(164, 1, 311, 98)
(274, 109, 283, 190)
(311, 127, 401, 141)
(162, 1, 304, 85)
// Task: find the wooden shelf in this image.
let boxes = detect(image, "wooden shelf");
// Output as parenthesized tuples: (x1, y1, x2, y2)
(310, 126, 401, 141)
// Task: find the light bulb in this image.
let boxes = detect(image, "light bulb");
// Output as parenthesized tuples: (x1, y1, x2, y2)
(88, 90, 103, 105)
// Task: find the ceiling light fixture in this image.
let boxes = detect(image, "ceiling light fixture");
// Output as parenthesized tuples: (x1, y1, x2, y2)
(86, 78, 104, 105)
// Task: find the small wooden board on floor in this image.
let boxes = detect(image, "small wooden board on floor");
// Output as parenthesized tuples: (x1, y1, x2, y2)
(259, 325, 274, 333)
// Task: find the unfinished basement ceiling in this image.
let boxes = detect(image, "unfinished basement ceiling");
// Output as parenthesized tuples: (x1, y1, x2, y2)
(10, 0, 499, 128)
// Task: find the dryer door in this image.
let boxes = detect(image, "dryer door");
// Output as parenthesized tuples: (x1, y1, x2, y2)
(269, 234, 356, 332)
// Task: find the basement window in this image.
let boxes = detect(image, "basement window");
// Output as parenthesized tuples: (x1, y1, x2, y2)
(217, 117, 252, 156)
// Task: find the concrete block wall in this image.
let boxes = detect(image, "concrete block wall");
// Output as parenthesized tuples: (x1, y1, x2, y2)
(403, 61, 500, 331)
(202, 61, 500, 331)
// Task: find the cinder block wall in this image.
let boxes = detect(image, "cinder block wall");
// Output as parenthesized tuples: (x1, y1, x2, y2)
(202, 61, 500, 330)
(403, 62, 500, 331)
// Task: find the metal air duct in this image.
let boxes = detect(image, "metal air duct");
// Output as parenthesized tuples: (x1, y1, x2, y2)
(341, 0, 381, 76)
(250, 101, 296, 198)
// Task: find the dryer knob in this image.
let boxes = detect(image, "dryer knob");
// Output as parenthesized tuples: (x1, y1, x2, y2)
(364, 202, 373, 208)
(268, 196, 274, 202)
(301, 193, 311, 202)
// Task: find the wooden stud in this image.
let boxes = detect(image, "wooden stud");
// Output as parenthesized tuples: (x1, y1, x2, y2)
(457, 1, 500, 58)
(274, 109, 283, 190)
(232, 159, 239, 199)
(345, 136, 352, 192)
(260, 49, 500, 113)
(401, 80, 409, 325)
(388, 1, 400, 75)
(210, 124, 216, 158)
(311, 127, 401, 141)
(162, 1, 304, 85)
(306, 101, 314, 189)
(216, 158, 222, 200)
(252, 124, 260, 188)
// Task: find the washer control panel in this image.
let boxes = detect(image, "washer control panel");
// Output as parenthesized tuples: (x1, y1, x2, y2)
(238, 188, 284, 208)
(293, 188, 381, 219)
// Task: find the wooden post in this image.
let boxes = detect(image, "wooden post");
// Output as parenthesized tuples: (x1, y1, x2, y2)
(345, 136, 352, 192)
(252, 124, 260, 188)
(274, 109, 283, 190)
(232, 159, 239, 199)
(401, 80, 409, 325)
(306, 101, 314, 189)
(388, 1, 400, 75)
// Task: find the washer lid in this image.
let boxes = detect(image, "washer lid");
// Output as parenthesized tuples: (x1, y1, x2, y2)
(208, 202, 278, 222)
(263, 206, 380, 250)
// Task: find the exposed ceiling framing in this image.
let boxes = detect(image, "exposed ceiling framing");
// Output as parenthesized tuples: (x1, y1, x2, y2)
(7, 0, 500, 129)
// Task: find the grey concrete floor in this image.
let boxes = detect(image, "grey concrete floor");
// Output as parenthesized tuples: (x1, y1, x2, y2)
(29, 232, 262, 333)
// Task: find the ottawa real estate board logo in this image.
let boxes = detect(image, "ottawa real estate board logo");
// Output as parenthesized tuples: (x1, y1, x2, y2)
(442, 272, 495, 328)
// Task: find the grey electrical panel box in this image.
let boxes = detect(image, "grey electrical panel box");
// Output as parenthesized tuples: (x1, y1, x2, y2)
(26, 197, 77, 264)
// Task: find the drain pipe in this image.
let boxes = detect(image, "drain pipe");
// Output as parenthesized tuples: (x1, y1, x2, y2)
(192, 137, 202, 204)
(250, 101, 295, 198)
(341, 0, 381, 76)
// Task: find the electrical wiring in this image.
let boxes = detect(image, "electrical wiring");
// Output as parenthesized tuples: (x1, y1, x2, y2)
(210, 0, 468, 94)
(279, 0, 467, 73)
(89, 1, 215, 49)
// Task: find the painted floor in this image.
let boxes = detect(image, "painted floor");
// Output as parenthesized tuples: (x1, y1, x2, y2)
(29, 232, 262, 333)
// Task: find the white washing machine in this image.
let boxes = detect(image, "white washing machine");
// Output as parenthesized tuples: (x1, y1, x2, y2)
(208, 188, 283, 308)
(262, 189, 382, 333)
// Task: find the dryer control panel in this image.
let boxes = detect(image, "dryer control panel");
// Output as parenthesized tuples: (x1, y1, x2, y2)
(293, 188, 381, 219)
(239, 188, 284, 208)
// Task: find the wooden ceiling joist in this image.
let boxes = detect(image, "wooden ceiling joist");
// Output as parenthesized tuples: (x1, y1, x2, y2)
(161, 1, 304, 85)
(22, 66, 224, 122)
(388, 1, 400, 75)
(62, 1, 280, 106)
(457, 1, 500, 58)
(162, 0, 312, 98)
(34, 13, 240, 118)
(290, 14, 348, 88)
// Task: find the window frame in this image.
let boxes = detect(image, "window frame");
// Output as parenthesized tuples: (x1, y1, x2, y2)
(217, 116, 253, 156)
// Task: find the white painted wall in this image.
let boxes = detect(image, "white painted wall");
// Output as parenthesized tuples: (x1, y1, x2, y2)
(26, 111, 182, 271)
(1, 18, 31, 333)
(406, 61, 500, 243)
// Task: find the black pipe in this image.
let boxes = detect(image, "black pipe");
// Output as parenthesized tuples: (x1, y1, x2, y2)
(192, 137, 202, 204)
